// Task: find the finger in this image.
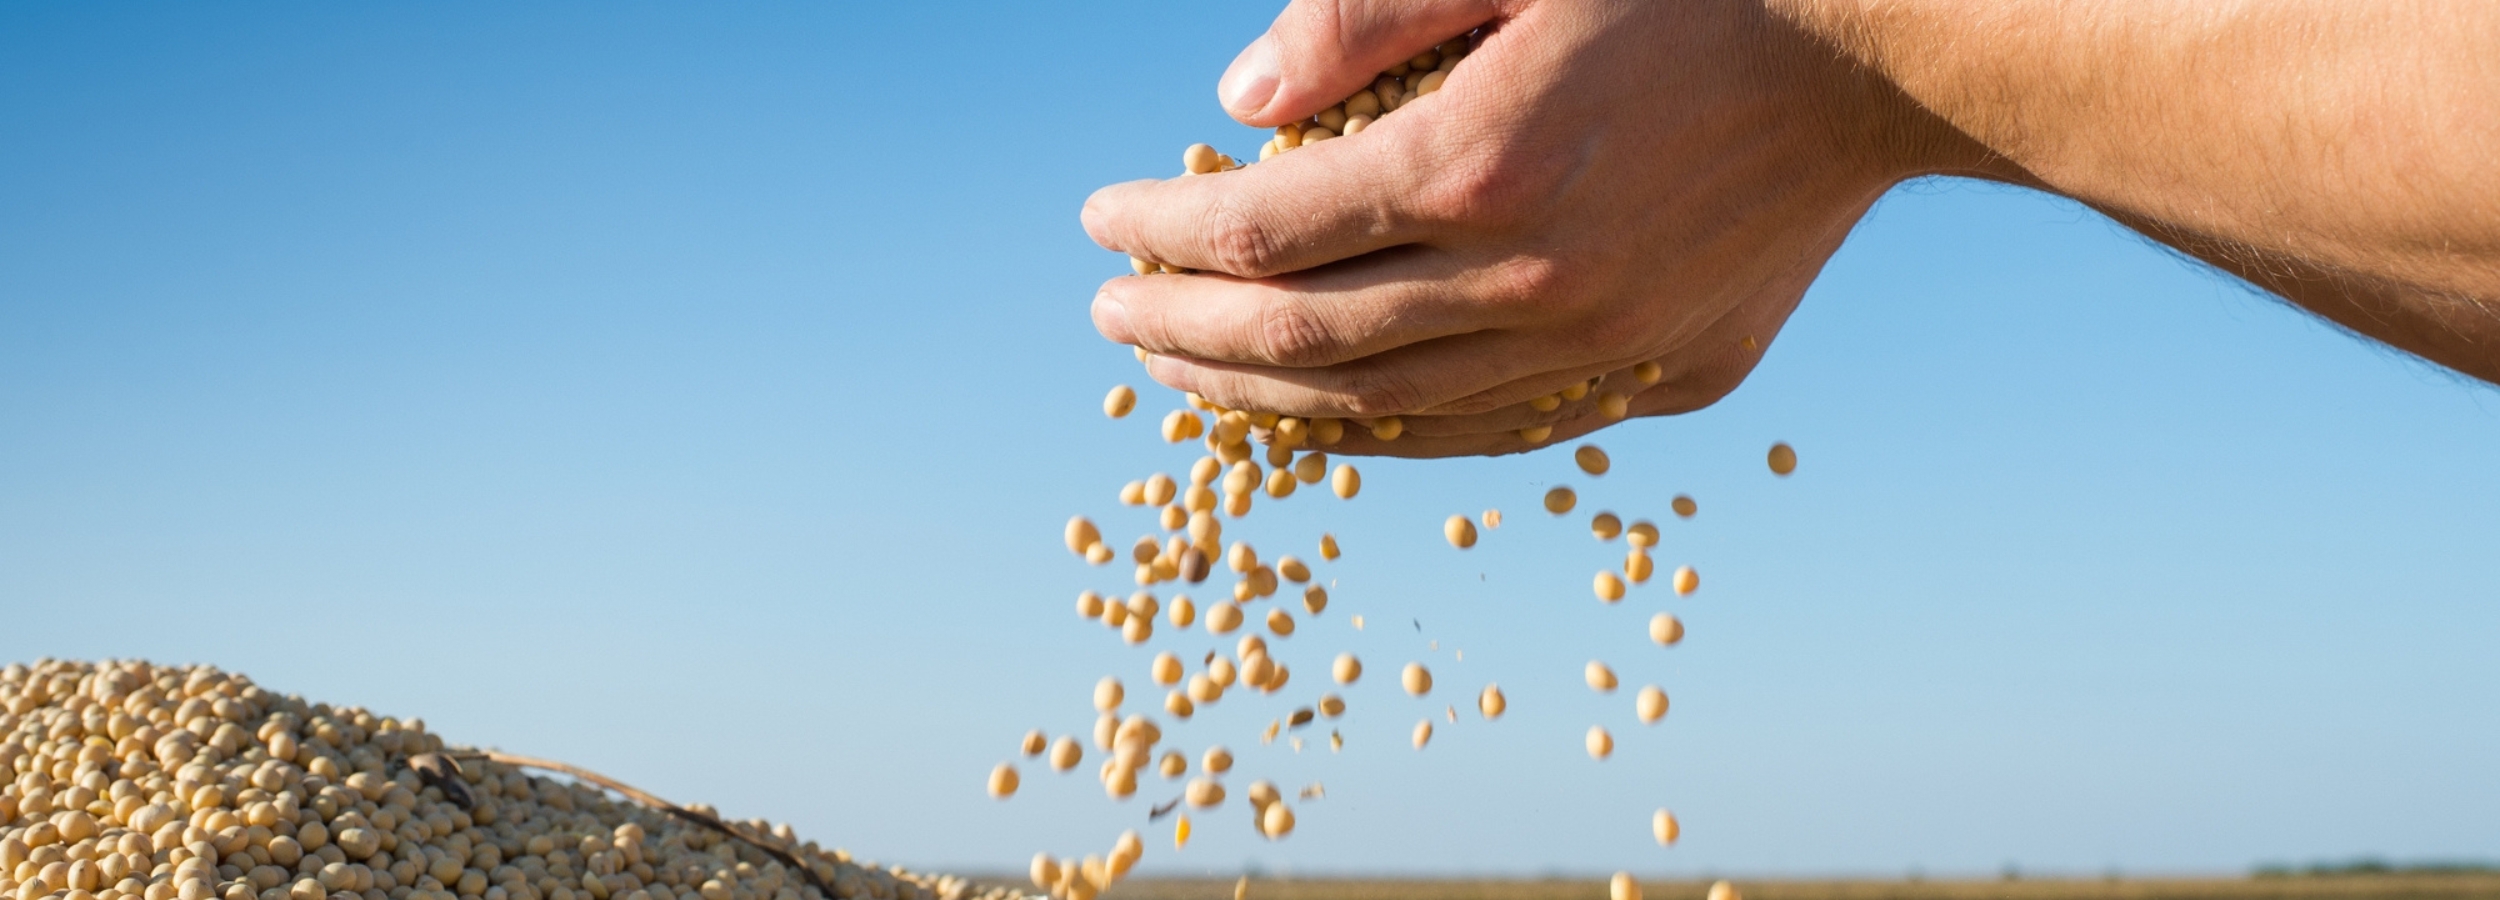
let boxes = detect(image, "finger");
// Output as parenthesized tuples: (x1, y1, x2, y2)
(1221, 0, 1504, 126)
(1096, 245, 1534, 369)
(1080, 136, 1433, 279)
(1319, 379, 1732, 459)
(1143, 328, 1559, 419)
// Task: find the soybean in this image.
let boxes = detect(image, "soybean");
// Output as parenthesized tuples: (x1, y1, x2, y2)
(1768, 442, 1797, 476)
(1331, 464, 1361, 499)
(989, 764, 1020, 798)
(1587, 726, 1614, 760)
(1627, 520, 1658, 548)
(1636, 686, 1668, 724)
(1411, 720, 1433, 749)
(1544, 486, 1577, 514)
(1594, 571, 1626, 603)
(1654, 809, 1680, 845)
(1611, 873, 1640, 900)
(1478, 684, 1506, 720)
(1401, 662, 1432, 696)
(1585, 661, 1617, 693)
(1444, 515, 1477, 548)
(1592, 512, 1623, 541)
(1333, 654, 1362, 684)
(1649, 613, 1684, 646)
(1673, 565, 1699, 596)
(1105, 385, 1137, 419)
(1575, 444, 1611, 476)
(1671, 494, 1697, 518)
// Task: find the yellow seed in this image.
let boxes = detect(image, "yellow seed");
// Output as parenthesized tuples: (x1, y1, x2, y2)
(1768, 442, 1797, 476)
(1119, 481, 1147, 506)
(1575, 444, 1611, 475)
(1595, 571, 1626, 602)
(1268, 555, 1307, 583)
(1022, 730, 1047, 755)
(1094, 713, 1119, 749)
(1186, 673, 1219, 703)
(1292, 451, 1328, 484)
(1168, 595, 1197, 628)
(1105, 765, 1137, 800)
(1133, 256, 1156, 275)
(1592, 511, 1622, 540)
(1587, 726, 1614, 760)
(1161, 410, 1198, 443)
(1185, 778, 1225, 809)
(1203, 745, 1233, 774)
(1369, 416, 1404, 440)
(1085, 541, 1113, 565)
(1318, 694, 1345, 718)
(988, 763, 1019, 798)
(1065, 517, 1101, 556)
(1266, 609, 1295, 637)
(1634, 361, 1664, 384)
(1329, 730, 1344, 751)
(1544, 487, 1576, 514)
(1130, 535, 1159, 565)
(1636, 685, 1668, 723)
(1597, 392, 1630, 419)
(1411, 720, 1433, 749)
(1189, 510, 1222, 550)
(1183, 143, 1220, 175)
(1248, 780, 1279, 809)
(1654, 809, 1680, 845)
(1206, 601, 1243, 635)
(1190, 456, 1221, 485)
(1236, 877, 1250, 900)
(1319, 533, 1340, 560)
(1123, 613, 1154, 644)
(1401, 662, 1432, 696)
(1266, 440, 1295, 467)
(1077, 590, 1106, 619)
(1709, 882, 1740, 900)
(1331, 464, 1361, 498)
(1559, 381, 1591, 401)
(1166, 690, 1195, 718)
(1669, 495, 1698, 519)
(1263, 467, 1298, 499)
(1518, 424, 1553, 442)
(1650, 613, 1684, 646)
(1105, 385, 1137, 419)
(1227, 541, 1258, 573)
(1478, 684, 1506, 720)
(1159, 503, 1188, 531)
(1095, 677, 1124, 711)
(1031, 854, 1061, 890)
(1265, 661, 1291, 692)
(1529, 394, 1561, 412)
(1209, 656, 1238, 688)
(1585, 661, 1618, 693)
(1049, 736, 1082, 771)
(1248, 564, 1278, 597)
(1673, 565, 1699, 596)
(1223, 460, 1259, 496)
(1224, 491, 1253, 517)
(1150, 652, 1183, 686)
(1302, 584, 1328, 614)
(1140, 472, 1177, 506)
(1444, 515, 1478, 549)
(1333, 654, 1361, 684)
(1611, 873, 1640, 900)
(1261, 802, 1295, 839)
(1157, 750, 1187, 779)
(1483, 508, 1503, 528)
(1175, 814, 1192, 849)
(1626, 548, 1655, 584)
(1628, 521, 1659, 548)
(1242, 653, 1276, 690)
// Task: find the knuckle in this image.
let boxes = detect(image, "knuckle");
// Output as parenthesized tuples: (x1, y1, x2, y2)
(1203, 195, 1289, 277)
(1335, 362, 1427, 417)
(1254, 301, 1339, 367)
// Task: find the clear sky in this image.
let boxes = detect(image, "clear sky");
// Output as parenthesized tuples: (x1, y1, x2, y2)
(3, 0, 2494, 883)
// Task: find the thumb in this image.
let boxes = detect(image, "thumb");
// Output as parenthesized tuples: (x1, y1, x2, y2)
(1219, 0, 1503, 127)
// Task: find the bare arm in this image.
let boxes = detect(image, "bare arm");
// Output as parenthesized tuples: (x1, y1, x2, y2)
(1784, 0, 2500, 382)
(1081, 0, 2500, 458)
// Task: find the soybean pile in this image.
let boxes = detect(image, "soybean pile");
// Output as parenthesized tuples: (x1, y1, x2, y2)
(992, 28, 1796, 900)
(0, 660, 1026, 900)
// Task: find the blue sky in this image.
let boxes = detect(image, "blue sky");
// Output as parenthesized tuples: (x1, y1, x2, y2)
(4, 1, 2494, 881)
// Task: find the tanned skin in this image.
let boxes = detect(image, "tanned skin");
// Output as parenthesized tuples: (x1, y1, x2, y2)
(1079, 0, 2500, 457)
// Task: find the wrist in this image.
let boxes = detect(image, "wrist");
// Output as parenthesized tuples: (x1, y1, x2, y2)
(1760, 0, 2038, 188)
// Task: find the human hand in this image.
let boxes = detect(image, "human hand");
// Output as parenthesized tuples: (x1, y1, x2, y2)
(1082, 0, 1999, 457)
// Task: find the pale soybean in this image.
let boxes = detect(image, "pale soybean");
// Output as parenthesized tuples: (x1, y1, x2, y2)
(1401, 662, 1432, 696)
(1587, 726, 1614, 760)
(1591, 512, 1623, 541)
(1636, 686, 1669, 724)
(1444, 515, 1478, 549)
(1594, 571, 1626, 603)
(989, 764, 1020, 798)
(1654, 809, 1680, 845)
(1105, 385, 1137, 419)
(1649, 613, 1684, 646)
(1673, 565, 1699, 596)
(1478, 684, 1506, 720)
(1544, 486, 1577, 514)
(1333, 654, 1362, 684)
(1611, 873, 1640, 900)
(1331, 464, 1361, 499)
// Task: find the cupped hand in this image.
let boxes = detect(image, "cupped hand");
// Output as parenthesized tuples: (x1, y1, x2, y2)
(1082, 0, 1998, 457)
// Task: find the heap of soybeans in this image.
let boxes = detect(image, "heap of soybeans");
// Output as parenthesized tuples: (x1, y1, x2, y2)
(0, 660, 1024, 900)
(992, 28, 1796, 900)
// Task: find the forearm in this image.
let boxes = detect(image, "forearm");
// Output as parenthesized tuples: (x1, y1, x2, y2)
(1778, 0, 2500, 380)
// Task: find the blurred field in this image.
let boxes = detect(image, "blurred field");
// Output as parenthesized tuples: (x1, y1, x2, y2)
(1102, 876, 2500, 900)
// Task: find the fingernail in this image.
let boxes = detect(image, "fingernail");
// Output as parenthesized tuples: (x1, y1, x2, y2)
(1092, 292, 1131, 341)
(1219, 33, 1280, 119)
